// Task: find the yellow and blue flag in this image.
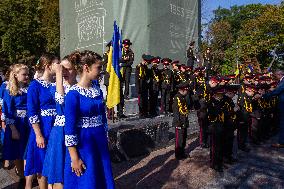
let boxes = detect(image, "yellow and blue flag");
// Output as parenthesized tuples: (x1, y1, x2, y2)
(106, 21, 122, 109)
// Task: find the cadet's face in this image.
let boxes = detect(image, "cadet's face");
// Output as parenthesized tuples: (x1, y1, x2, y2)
(16, 68, 29, 84)
(209, 80, 218, 87)
(180, 88, 188, 96)
(226, 92, 235, 98)
(246, 89, 254, 96)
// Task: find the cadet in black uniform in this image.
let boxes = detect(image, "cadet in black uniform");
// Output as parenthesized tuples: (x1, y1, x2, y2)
(223, 84, 239, 163)
(172, 82, 190, 160)
(237, 84, 256, 152)
(207, 86, 226, 172)
(187, 41, 196, 69)
(149, 57, 162, 117)
(161, 58, 173, 116)
(171, 60, 181, 98)
(203, 47, 213, 78)
(135, 54, 153, 118)
(102, 41, 112, 119)
(120, 39, 134, 100)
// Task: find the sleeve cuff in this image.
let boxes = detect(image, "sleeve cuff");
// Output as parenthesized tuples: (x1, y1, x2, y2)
(0, 98, 3, 106)
(1, 113, 5, 121)
(5, 118, 15, 125)
(55, 92, 64, 104)
(65, 135, 78, 147)
(29, 115, 40, 124)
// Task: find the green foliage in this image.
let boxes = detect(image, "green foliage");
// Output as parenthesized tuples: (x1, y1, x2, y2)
(204, 3, 284, 73)
(0, 0, 59, 66)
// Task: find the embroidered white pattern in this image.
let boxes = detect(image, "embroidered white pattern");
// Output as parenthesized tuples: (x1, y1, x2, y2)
(0, 98, 3, 106)
(55, 92, 64, 104)
(69, 85, 101, 98)
(65, 135, 78, 146)
(78, 115, 103, 128)
(5, 118, 15, 125)
(29, 115, 40, 124)
(54, 115, 65, 126)
(1, 113, 5, 121)
(19, 87, 28, 94)
(41, 109, 56, 116)
(16, 110, 27, 118)
(36, 79, 55, 88)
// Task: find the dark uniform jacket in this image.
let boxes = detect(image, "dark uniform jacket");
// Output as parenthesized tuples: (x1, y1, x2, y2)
(161, 68, 173, 90)
(102, 51, 110, 86)
(172, 93, 189, 128)
(135, 63, 149, 94)
(149, 65, 161, 92)
(120, 48, 134, 76)
(207, 97, 225, 125)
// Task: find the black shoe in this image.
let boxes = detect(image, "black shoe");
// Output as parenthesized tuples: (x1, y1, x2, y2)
(176, 154, 188, 160)
(216, 167, 223, 173)
(118, 114, 127, 119)
(240, 146, 250, 152)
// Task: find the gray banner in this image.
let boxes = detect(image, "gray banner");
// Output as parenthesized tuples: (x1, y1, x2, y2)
(60, 0, 201, 65)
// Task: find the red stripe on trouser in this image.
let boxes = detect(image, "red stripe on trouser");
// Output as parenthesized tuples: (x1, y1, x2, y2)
(200, 126, 203, 145)
(138, 95, 140, 105)
(175, 128, 179, 149)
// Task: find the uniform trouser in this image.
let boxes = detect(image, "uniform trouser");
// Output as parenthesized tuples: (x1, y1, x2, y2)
(197, 110, 209, 145)
(161, 89, 171, 114)
(117, 82, 125, 116)
(223, 126, 235, 159)
(105, 85, 114, 118)
(187, 58, 194, 69)
(250, 116, 262, 143)
(175, 127, 187, 158)
(210, 123, 224, 168)
(261, 115, 270, 139)
(138, 91, 148, 116)
(278, 110, 284, 144)
(123, 68, 131, 97)
(238, 122, 249, 148)
(149, 89, 159, 116)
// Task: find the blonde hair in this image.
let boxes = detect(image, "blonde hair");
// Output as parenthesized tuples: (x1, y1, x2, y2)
(8, 64, 29, 96)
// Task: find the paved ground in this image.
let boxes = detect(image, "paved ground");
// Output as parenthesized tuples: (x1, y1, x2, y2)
(1, 110, 284, 188)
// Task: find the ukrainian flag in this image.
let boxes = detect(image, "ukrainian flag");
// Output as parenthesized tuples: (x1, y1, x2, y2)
(106, 21, 122, 109)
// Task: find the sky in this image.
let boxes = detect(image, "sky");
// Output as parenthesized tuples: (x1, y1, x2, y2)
(203, 0, 283, 22)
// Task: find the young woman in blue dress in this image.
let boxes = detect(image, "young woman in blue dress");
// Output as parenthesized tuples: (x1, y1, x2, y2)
(0, 66, 13, 169)
(2, 64, 30, 178)
(25, 54, 59, 189)
(64, 50, 115, 189)
(42, 52, 79, 189)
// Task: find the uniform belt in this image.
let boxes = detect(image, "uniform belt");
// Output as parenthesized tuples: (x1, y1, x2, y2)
(77, 115, 103, 128)
(16, 110, 27, 118)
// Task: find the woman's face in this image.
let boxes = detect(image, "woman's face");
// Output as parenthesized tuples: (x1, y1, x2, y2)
(50, 59, 60, 75)
(87, 61, 102, 81)
(61, 59, 77, 84)
(16, 69, 29, 84)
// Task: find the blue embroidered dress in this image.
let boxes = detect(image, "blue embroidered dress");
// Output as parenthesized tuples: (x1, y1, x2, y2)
(25, 79, 56, 176)
(0, 81, 8, 143)
(64, 84, 114, 189)
(2, 87, 30, 160)
(42, 85, 70, 184)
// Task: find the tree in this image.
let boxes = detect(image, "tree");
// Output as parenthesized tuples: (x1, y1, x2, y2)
(0, 0, 59, 66)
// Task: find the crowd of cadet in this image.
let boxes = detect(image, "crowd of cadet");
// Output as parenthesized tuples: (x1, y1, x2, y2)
(102, 40, 284, 173)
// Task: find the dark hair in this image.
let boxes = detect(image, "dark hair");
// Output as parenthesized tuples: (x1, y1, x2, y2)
(75, 50, 102, 73)
(35, 53, 58, 71)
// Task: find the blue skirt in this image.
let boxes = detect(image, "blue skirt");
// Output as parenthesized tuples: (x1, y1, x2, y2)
(24, 116, 54, 176)
(2, 117, 30, 160)
(64, 126, 115, 189)
(42, 126, 65, 184)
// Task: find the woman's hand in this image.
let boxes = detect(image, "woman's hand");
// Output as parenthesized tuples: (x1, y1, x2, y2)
(71, 158, 86, 177)
(53, 63, 63, 74)
(36, 135, 45, 148)
(11, 126, 20, 140)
